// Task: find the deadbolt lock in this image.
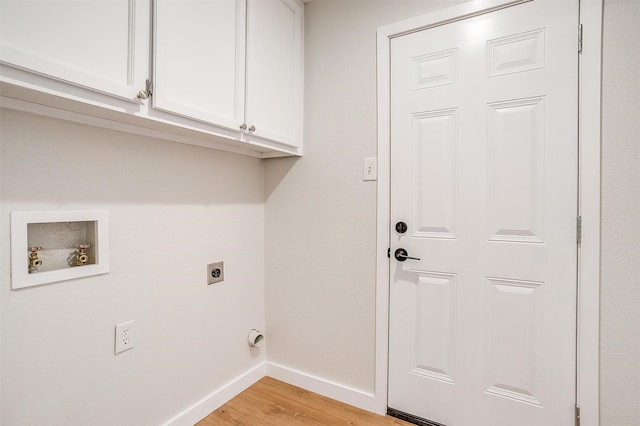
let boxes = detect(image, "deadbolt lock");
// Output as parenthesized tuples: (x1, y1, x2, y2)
(395, 221, 408, 234)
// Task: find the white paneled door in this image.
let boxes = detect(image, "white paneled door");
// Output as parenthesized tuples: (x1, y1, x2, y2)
(388, 1, 579, 425)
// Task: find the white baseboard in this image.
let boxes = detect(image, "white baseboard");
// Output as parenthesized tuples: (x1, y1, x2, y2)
(266, 362, 376, 413)
(161, 362, 266, 426)
(161, 361, 377, 425)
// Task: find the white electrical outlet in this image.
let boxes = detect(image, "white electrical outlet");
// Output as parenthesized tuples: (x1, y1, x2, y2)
(114, 320, 135, 354)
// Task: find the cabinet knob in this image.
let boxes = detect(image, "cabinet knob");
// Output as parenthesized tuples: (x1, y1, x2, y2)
(240, 123, 247, 131)
(137, 79, 153, 100)
(248, 125, 256, 132)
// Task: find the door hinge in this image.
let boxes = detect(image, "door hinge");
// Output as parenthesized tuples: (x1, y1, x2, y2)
(575, 404, 581, 426)
(577, 215, 582, 244)
(387, 248, 391, 258)
(578, 24, 583, 53)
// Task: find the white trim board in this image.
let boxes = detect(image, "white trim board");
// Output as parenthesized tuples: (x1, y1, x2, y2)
(266, 362, 376, 412)
(375, 0, 602, 423)
(576, 0, 602, 423)
(161, 363, 266, 426)
(160, 362, 377, 425)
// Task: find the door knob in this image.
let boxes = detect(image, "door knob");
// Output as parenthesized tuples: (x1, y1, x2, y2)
(395, 221, 408, 234)
(394, 248, 421, 262)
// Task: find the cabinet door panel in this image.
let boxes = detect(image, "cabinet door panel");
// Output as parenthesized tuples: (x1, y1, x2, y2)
(246, 0, 302, 147)
(0, 0, 149, 101)
(153, 0, 245, 130)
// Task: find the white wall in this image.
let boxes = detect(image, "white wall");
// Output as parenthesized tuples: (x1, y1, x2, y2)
(600, 0, 640, 424)
(265, 0, 467, 395)
(0, 109, 265, 425)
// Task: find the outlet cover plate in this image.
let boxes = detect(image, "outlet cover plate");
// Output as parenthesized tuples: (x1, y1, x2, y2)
(207, 261, 224, 285)
(115, 320, 135, 354)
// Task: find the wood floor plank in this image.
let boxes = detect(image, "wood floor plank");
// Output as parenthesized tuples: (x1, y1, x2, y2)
(197, 377, 412, 426)
(231, 389, 327, 425)
(252, 378, 383, 424)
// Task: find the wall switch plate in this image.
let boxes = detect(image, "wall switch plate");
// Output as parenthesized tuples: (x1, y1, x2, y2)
(207, 261, 224, 285)
(115, 320, 135, 354)
(363, 157, 377, 181)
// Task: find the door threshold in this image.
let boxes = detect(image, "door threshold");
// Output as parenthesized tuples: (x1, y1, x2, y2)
(387, 407, 447, 426)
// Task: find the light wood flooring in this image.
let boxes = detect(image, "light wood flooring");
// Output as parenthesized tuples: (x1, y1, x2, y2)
(197, 376, 412, 425)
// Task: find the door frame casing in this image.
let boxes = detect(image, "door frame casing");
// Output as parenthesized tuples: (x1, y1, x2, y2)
(374, 1, 602, 424)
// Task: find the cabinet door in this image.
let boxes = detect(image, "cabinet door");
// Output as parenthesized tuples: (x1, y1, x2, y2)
(0, 0, 149, 102)
(153, 0, 246, 130)
(245, 0, 303, 147)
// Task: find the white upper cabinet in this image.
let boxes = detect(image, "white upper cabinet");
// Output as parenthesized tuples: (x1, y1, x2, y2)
(153, 0, 246, 130)
(0, 0, 150, 102)
(0, 0, 303, 157)
(153, 0, 303, 149)
(245, 0, 303, 148)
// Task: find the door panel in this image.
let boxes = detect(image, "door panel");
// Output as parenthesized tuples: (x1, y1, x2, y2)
(487, 96, 545, 243)
(411, 108, 458, 239)
(484, 277, 544, 406)
(389, 1, 579, 425)
(410, 271, 457, 384)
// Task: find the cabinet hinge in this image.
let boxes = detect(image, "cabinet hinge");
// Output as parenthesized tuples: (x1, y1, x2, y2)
(146, 79, 153, 97)
(387, 248, 391, 258)
(575, 404, 581, 426)
(578, 24, 583, 53)
(577, 215, 582, 244)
